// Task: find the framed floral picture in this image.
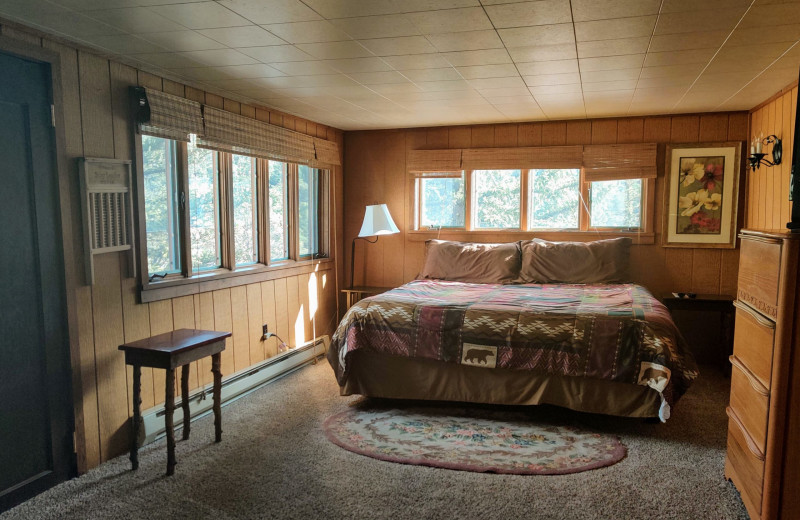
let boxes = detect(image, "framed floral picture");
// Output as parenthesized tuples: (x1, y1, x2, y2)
(663, 142, 741, 248)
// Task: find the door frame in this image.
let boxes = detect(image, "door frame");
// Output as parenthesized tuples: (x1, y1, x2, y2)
(0, 32, 79, 509)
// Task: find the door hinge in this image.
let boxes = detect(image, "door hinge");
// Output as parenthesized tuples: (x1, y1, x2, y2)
(50, 104, 56, 128)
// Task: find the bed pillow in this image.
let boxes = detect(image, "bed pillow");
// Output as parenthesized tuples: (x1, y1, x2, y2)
(419, 239, 521, 284)
(518, 237, 632, 284)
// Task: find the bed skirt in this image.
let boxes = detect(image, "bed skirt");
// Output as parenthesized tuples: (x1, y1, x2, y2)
(336, 350, 661, 418)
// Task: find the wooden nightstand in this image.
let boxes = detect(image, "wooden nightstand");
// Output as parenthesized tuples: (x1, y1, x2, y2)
(661, 293, 735, 371)
(341, 286, 392, 309)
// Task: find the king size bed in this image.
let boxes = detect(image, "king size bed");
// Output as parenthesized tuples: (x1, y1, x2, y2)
(327, 238, 698, 421)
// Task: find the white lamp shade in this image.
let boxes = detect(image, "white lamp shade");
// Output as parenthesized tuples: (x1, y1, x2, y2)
(358, 204, 400, 237)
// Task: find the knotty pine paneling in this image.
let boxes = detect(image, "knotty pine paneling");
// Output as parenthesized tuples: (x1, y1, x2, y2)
(0, 23, 343, 472)
(747, 84, 797, 229)
(345, 113, 751, 299)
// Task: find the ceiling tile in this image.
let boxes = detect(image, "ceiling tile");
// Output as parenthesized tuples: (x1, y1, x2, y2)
(485, 0, 572, 28)
(269, 60, 340, 75)
(577, 37, 650, 58)
(215, 63, 286, 78)
(579, 54, 644, 71)
(382, 54, 452, 69)
(427, 30, 504, 52)
(239, 45, 315, 62)
(529, 83, 583, 95)
(300, 0, 399, 19)
(660, 0, 751, 14)
(216, 0, 322, 24)
(21, 10, 121, 37)
(199, 26, 285, 47)
(405, 7, 492, 33)
(648, 31, 729, 53)
(401, 68, 462, 82)
(132, 52, 205, 69)
(257, 74, 359, 88)
(582, 79, 639, 91)
(442, 49, 511, 67)
(416, 79, 473, 91)
(726, 24, 800, 46)
(643, 48, 716, 67)
(488, 95, 539, 105)
(167, 66, 239, 81)
(468, 76, 527, 89)
(262, 21, 351, 44)
(181, 48, 260, 67)
(456, 64, 518, 79)
(330, 15, 420, 39)
(150, 2, 251, 29)
(296, 41, 373, 59)
(142, 31, 227, 52)
(575, 16, 657, 42)
(359, 36, 438, 55)
(506, 43, 577, 62)
(498, 24, 574, 47)
(369, 82, 424, 95)
(632, 86, 687, 101)
(524, 72, 581, 86)
(325, 57, 394, 73)
(639, 63, 704, 78)
(636, 74, 697, 88)
(349, 70, 410, 84)
(742, 3, 800, 28)
(80, 33, 166, 54)
(477, 86, 532, 97)
(571, 0, 661, 22)
(516, 59, 579, 75)
(654, 9, 747, 35)
(86, 7, 186, 33)
(580, 68, 641, 82)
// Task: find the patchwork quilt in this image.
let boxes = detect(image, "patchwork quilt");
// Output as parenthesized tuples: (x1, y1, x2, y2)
(330, 280, 698, 418)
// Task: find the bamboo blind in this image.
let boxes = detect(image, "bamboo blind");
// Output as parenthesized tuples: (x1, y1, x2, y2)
(312, 138, 341, 166)
(461, 145, 583, 170)
(583, 143, 657, 180)
(407, 149, 463, 172)
(138, 88, 204, 142)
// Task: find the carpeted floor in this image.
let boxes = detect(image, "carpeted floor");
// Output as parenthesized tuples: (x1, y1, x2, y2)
(1, 360, 748, 520)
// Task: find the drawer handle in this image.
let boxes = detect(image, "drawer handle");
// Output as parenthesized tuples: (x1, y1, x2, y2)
(729, 355, 769, 396)
(726, 406, 766, 461)
(733, 300, 776, 329)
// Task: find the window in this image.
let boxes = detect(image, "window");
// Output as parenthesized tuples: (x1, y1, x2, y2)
(413, 168, 652, 234)
(472, 169, 520, 229)
(141, 135, 181, 274)
(232, 154, 257, 266)
(138, 136, 330, 293)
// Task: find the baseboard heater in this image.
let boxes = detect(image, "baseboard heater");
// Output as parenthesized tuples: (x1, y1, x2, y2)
(139, 335, 329, 445)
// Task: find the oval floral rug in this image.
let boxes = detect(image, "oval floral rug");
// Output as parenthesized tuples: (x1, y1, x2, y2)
(323, 407, 626, 475)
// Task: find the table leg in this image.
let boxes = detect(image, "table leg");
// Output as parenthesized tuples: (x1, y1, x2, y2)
(181, 365, 190, 440)
(165, 368, 176, 476)
(212, 353, 222, 443)
(130, 364, 141, 470)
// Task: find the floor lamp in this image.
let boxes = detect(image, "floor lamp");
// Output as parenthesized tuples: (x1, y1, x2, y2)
(350, 204, 400, 288)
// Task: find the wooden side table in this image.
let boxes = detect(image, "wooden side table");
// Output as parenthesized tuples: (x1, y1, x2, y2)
(341, 286, 392, 309)
(661, 293, 735, 372)
(119, 329, 231, 476)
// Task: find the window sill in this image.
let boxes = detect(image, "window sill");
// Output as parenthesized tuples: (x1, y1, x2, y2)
(406, 230, 655, 245)
(140, 257, 334, 303)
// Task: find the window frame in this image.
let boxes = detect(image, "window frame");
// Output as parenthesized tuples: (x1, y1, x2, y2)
(410, 167, 655, 242)
(134, 133, 332, 303)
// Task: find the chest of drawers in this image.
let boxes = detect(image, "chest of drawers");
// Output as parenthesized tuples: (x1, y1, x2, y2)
(725, 229, 800, 519)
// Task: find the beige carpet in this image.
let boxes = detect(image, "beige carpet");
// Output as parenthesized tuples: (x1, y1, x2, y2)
(1, 361, 748, 520)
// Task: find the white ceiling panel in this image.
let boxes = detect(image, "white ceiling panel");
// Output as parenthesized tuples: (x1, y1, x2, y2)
(4, 0, 799, 130)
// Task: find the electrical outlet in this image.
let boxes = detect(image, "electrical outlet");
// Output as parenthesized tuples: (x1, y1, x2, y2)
(261, 324, 274, 342)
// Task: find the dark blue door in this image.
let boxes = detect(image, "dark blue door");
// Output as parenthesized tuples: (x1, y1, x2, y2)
(0, 50, 73, 510)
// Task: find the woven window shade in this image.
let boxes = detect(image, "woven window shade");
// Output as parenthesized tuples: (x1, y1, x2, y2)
(137, 88, 203, 142)
(461, 145, 583, 170)
(312, 138, 341, 166)
(583, 143, 657, 180)
(407, 149, 462, 172)
(197, 106, 316, 163)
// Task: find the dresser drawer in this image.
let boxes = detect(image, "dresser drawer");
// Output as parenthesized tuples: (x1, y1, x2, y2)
(729, 356, 769, 454)
(737, 237, 781, 321)
(732, 302, 775, 388)
(726, 408, 765, 517)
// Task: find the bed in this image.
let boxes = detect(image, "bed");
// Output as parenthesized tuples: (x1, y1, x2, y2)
(327, 239, 698, 421)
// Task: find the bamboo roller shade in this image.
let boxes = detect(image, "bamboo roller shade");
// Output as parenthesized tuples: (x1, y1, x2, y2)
(139, 88, 204, 142)
(407, 143, 656, 177)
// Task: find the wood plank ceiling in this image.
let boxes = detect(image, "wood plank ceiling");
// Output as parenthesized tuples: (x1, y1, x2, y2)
(2, 0, 799, 130)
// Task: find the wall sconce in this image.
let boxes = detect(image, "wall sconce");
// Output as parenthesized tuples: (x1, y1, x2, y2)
(748, 134, 782, 171)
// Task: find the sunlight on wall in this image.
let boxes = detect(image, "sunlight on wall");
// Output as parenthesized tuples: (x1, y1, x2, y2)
(295, 304, 305, 346)
(308, 273, 318, 317)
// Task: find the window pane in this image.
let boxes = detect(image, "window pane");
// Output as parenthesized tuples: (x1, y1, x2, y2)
(298, 165, 319, 257)
(268, 160, 288, 261)
(419, 176, 465, 228)
(590, 179, 643, 228)
(187, 140, 221, 270)
(473, 169, 520, 229)
(142, 135, 181, 275)
(528, 169, 580, 229)
(232, 154, 257, 266)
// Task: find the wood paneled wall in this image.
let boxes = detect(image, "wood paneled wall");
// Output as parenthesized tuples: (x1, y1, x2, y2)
(747, 83, 797, 229)
(0, 24, 344, 473)
(344, 113, 749, 301)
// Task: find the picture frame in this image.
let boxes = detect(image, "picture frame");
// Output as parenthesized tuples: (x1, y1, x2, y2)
(663, 142, 741, 248)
